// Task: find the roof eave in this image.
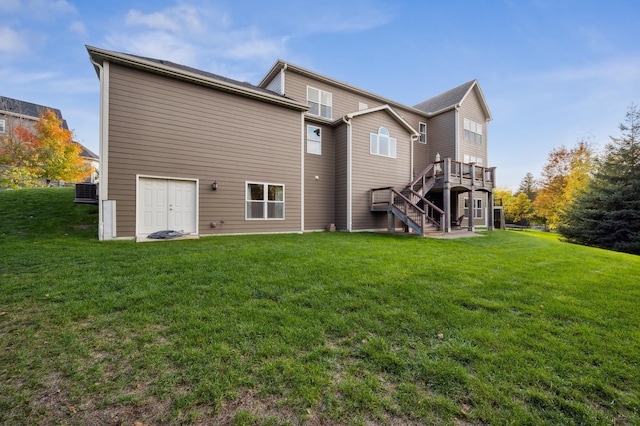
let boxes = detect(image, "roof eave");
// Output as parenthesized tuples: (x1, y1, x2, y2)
(269, 61, 429, 117)
(345, 104, 420, 136)
(459, 80, 493, 121)
(86, 46, 308, 112)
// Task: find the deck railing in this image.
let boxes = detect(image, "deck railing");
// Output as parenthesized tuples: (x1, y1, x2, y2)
(448, 160, 495, 188)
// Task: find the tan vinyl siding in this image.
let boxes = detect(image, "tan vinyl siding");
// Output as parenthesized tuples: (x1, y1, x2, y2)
(304, 123, 335, 230)
(350, 111, 413, 231)
(458, 87, 489, 164)
(334, 124, 348, 230)
(107, 63, 301, 237)
(427, 110, 456, 162)
(284, 71, 392, 120)
(265, 71, 282, 94)
(458, 192, 489, 227)
(394, 108, 430, 173)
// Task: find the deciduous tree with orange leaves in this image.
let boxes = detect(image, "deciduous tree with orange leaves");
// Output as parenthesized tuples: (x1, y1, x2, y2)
(0, 109, 92, 188)
(533, 141, 595, 229)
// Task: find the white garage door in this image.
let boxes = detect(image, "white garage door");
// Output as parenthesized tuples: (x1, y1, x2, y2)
(138, 177, 197, 235)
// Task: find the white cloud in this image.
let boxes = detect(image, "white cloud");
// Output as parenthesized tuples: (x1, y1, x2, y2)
(225, 35, 289, 60)
(69, 20, 87, 35)
(125, 4, 211, 35)
(105, 31, 200, 65)
(0, 67, 56, 86)
(0, 26, 30, 53)
(2, 0, 77, 20)
(525, 57, 640, 85)
(106, 4, 288, 67)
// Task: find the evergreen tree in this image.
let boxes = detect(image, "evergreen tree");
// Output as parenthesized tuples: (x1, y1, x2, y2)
(560, 104, 640, 255)
(517, 172, 538, 201)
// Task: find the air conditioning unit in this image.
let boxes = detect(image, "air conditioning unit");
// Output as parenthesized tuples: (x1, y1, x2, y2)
(75, 183, 99, 205)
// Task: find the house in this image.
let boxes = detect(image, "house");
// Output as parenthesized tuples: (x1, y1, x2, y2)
(0, 96, 98, 184)
(86, 45, 495, 241)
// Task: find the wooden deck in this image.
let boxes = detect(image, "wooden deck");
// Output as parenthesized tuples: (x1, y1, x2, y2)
(370, 159, 496, 236)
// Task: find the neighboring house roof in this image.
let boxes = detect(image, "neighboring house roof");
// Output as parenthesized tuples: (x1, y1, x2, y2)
(413, 80, 493, 120)
(76, 143, 99, 160)
(86, 46, 308, 112)
(0, 96, 69, 129)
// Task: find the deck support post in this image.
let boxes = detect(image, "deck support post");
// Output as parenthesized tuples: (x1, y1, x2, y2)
(443, 158, 451, 233)
(387, 210, 394, 233)
(487, 190, 494, 231)
(468, 189, 475, 231)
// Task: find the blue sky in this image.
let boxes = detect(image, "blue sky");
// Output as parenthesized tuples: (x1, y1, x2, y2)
(2, 0, 639, 189)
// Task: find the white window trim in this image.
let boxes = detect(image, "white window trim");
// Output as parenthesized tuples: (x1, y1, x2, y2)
(306, 124, 322, 155)
(464, 197, 483, 219)
(463, 118, 483, 144)
(418, 122, 427, 144)
(370, 127, 397, 159)
(463, 154, 483, 166)
(306, 86, 332, 119)
(0, 119, 5, 133)
(245, 181, 285, 220)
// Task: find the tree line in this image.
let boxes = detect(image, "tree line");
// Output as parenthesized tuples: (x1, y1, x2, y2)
(496, 104, 640, 255)
(0, 109, 92, 188)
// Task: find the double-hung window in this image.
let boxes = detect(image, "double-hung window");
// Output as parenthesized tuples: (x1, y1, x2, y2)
(246, 182, 284, 220)
(307, 125, 321, 155)
(307, 86, 332, 119)
(463, 154, 483, 166)
(370, 127, 397, 158)
(418, 122, 427, 143)
(464, 198, 483, 219)
(0, 119, 5, 133)
(463, 118, 483, 143)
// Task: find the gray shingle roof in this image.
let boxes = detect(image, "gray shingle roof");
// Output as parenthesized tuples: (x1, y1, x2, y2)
(413, 80, 476, 114)
(127, 53, 287, 99)
(0, 96, 69, 130)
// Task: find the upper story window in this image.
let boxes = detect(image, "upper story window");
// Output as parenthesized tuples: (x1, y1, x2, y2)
(419, 122, 427, 144)
(370, 127, 397, 159)
(307, 86, 332, 119)
(307, 125, 321, 155)
(246, 182, 285, 220)
(0, 119, 5, 133)
(463, 154, 483, 166)
(464, 118, 483, 144)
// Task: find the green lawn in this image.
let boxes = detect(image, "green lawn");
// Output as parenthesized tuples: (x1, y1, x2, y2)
(1, 188, 639, 425)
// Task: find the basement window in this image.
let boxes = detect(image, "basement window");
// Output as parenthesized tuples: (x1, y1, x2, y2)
(246, 182, 285, 220)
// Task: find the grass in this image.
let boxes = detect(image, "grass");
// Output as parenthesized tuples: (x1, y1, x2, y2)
(1, 187, 639, 425)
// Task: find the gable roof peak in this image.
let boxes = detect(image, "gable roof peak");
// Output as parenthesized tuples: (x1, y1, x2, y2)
(413, 79, 478, 115)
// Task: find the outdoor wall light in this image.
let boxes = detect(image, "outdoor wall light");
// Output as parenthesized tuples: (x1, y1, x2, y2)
(211, 180, 218, 191)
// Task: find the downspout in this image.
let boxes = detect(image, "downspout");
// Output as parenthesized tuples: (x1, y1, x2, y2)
(300, 111, 305, 233)
(454, 105, 460, 161)
(90, 57, 108, 240)
(342, 115, 353, 232)
(410, 134, 418, 180)
(281, 63, 287, 95)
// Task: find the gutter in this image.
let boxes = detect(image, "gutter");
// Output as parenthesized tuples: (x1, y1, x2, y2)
(86, 46, 307, 112)
(342, 116, 353, 232)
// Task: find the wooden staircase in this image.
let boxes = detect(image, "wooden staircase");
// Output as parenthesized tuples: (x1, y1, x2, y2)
(371, 163, 445, 236)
